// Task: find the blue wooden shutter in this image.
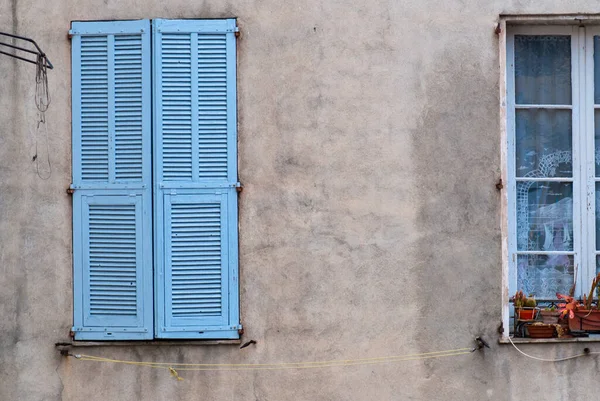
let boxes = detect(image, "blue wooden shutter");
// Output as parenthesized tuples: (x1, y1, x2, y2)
(153, 19, 240, 339)
(71, 20, 153, 340)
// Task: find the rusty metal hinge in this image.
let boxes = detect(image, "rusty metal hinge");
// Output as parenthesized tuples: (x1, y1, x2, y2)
(496, 178, 503, 191)
(495, 23, 502, 35)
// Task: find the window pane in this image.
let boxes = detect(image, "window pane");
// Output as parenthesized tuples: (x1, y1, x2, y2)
(595, 110, 600, 177)
(596, 183, 600, 251)
(515, 35, 571, 105)
(517, 181, 573, 251)
(515, 109, 572, 177)
(594, 37, 600, 104)
(517, 255, 574, 298)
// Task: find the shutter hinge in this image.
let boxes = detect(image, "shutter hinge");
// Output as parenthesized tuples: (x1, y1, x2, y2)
(68, 29, 75, 39)
(495, 23, 502, 35)
(236, 182, 243, 192)
(496, 178, 503, 191)
(67, 186, 75, 195)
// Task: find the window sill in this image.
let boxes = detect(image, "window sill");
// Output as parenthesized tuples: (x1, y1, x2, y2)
(499, 335, 600, 344)
(55, 339, 241, 348)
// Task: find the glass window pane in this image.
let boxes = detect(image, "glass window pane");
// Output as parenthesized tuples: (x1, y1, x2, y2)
(517, 181, 573, 251)
(517, 255, 574, 298)
(516, 109, 572, 177)
(596, 183, 600, 251)
(595, 110, 600, 177)
(515, 35, 571, 105)
(594, 37, 600, 104)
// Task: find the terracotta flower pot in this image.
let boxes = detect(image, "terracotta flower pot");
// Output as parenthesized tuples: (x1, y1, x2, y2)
(516, 308, 537, 320)
(527, 324, 555, 338)
(568, 310, 600, 332)
(540, 310, 561, 324)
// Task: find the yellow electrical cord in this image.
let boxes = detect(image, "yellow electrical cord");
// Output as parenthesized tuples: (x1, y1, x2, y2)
(70, 347, 474, 374)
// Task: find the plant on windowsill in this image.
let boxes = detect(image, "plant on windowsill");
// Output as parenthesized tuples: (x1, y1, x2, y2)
(540, 306, 561, 324)
(527, 322, 556, 338)
(511, 290, 538, 320)
(560, 273, 600, 332)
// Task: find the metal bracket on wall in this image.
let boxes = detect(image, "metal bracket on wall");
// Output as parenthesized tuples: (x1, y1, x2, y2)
(0, 31, 53, 69)
(496, 178, 503, 190)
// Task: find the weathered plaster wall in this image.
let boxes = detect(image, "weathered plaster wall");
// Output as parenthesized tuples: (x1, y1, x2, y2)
(1, 1, 599, 400)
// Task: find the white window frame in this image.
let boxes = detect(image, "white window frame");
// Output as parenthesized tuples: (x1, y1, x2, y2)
(502, 22, 600, 338)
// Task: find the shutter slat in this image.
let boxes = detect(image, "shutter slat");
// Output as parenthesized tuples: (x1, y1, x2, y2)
(197, 34, 228, 180)
(79, 35, 109, 182)
(81, 196, 150, 330)
(114, 34, 144, 182)
(169, 200, 223, 318)
(160, 33, 193, 181)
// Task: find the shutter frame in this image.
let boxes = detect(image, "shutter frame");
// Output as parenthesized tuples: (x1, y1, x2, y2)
(153, 19, 240, 339)
(72, 19, 153, 340)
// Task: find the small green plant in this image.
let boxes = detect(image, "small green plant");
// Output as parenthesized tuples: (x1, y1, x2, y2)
(512, 290, 525, 308)
(511, 290, 536, 308)
(543, 306, 557, 312)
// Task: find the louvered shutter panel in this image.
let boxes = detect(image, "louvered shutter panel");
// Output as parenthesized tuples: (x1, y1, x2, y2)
(153, 19, 240, 339)
(71, 20, 152, 340)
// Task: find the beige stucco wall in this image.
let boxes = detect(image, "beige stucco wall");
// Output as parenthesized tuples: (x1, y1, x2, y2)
(1, 1, 599, 400)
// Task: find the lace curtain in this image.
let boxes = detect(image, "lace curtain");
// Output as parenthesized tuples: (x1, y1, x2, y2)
(514, 35, 574, 298)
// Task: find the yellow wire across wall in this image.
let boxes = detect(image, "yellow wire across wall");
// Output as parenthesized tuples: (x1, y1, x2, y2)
(69, 347, 474, 377)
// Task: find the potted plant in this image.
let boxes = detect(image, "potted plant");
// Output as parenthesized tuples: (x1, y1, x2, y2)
(540, 306, 561, 324)
(527, 322, 556, 338)
(563, 274, 600, 332)
(511, 290, 538, 320)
